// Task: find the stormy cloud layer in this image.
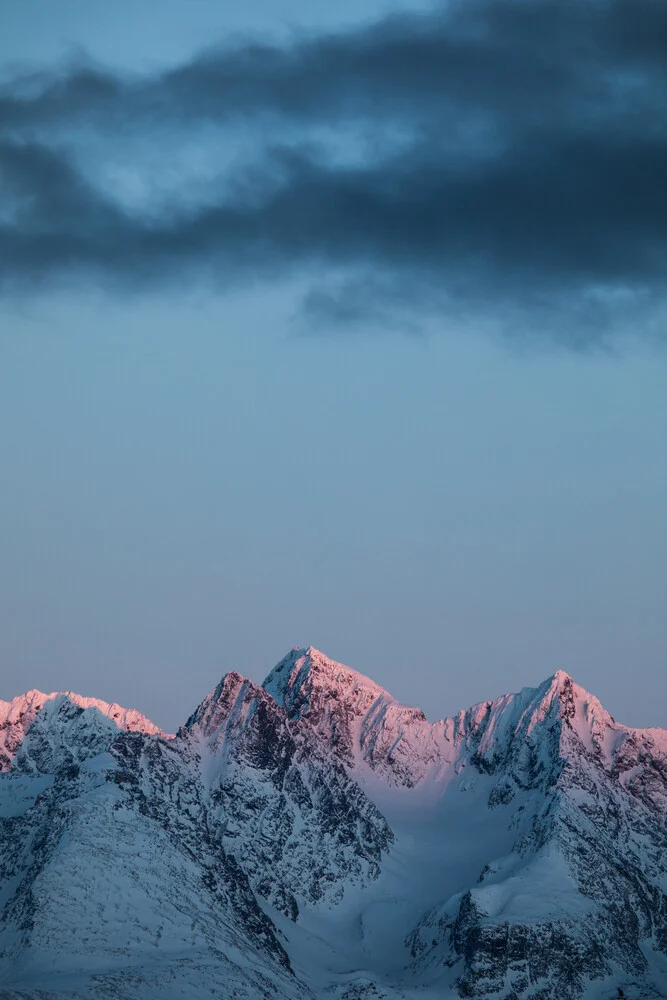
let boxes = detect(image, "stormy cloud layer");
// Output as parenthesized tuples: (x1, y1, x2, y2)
(1, 0, 665, 343)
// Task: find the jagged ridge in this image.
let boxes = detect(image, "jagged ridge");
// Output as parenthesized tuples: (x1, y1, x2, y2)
(0, 689, 164, 773)
(265, 648, 667, 999)
(0, 647, 665, 1000)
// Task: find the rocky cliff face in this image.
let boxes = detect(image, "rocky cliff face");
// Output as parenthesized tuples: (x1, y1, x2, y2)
(397, 670, 667, 999)
(0, 649, 665, 1000)
(0, 666, 393, 999)
(266, 649, 667, 999)
(0, 690, 162, 773)
(0, 692, 304, 999)
(183, 671, 393, 916)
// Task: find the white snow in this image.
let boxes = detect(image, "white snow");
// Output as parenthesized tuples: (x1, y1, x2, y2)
(1, 648, 665, 1000)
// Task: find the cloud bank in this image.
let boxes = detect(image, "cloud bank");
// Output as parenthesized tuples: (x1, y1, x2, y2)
(1, 0, 665, 344)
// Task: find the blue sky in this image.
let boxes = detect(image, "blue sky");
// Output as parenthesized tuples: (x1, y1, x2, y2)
(1, 0, 665, 731)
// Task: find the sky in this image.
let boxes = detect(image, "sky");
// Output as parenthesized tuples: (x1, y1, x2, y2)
(0, 0, 665, 733)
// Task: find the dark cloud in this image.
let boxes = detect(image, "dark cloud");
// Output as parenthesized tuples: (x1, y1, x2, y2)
(0, 0, 666, 344)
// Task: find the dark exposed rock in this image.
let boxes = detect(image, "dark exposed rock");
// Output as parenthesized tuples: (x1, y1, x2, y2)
(1, 653, 666, 1000)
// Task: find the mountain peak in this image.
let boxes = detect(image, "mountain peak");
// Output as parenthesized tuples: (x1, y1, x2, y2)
(3, 654, 666, 999)
(0, 688, 163, 772)
(263, 645, 394, 711)
(184, 670, 264, 738)
(536, 668, 611, 722)
(550, 668, 573, 686)
(262, 648, 636, 792)
(263, 647, 431, 776)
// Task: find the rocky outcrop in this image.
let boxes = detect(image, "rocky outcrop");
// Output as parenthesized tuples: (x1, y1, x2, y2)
(267, 650, 667, 999)
(0, 689, 163, 773)
(1, 649, 665, 1000)
(184, 672, 394, 914)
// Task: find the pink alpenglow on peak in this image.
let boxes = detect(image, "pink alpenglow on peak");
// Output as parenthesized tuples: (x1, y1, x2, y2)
(263, 647, 667, 793)
(264, 646, 395, 709)
(0, 688, 165, 772)
(1, 647, 666, 999)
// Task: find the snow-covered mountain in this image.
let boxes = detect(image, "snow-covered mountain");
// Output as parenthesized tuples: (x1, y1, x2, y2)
(0, 689, 163, 773)
(1, 647, 665, 999)
(183, 671, 393, 916)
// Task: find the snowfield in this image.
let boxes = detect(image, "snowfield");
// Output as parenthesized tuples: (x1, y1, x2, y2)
(1, 647, 665, 999)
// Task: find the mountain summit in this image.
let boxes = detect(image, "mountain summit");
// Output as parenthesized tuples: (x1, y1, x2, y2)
(0, 688, 164, 772)
(263, 647, 627, 792)
(1, 648, 665, 1000)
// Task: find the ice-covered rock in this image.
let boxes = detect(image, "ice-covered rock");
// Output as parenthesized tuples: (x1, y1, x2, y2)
(1, 649, 665, 1000)
(0, 688, 163, 772)
(184, 671, 393, 915)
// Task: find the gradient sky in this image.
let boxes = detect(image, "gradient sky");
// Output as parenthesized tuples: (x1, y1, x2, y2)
(1, 0, 665, 733)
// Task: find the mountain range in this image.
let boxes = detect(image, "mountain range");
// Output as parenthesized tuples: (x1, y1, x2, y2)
(1, 646, 665, 999)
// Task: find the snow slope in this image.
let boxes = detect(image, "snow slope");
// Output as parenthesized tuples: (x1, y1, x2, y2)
(0, 647, 665, 1000)
(0, 689, 163, 772)
(266, 649, 667, 999)
(184, 671, 393, 915)
(0, 692, 304, 999)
